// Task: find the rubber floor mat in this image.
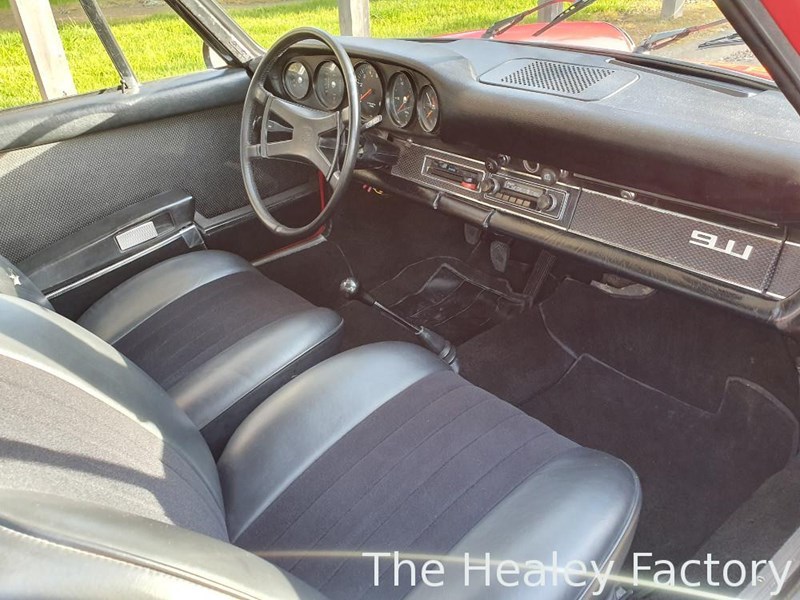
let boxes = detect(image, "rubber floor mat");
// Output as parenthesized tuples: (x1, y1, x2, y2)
(383, 262, 528, 345)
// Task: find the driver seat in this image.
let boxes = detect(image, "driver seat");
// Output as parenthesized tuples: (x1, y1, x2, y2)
(0, 250, 343, 455)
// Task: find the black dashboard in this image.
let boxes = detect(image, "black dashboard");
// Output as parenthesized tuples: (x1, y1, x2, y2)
(269, 37, 800, 332)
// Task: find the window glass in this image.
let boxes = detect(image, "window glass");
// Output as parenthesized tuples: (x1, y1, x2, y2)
(0, 0, 206, 111)
(221, 0, 769, 82)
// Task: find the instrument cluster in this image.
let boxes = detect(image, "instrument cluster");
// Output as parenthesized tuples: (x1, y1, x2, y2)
(278, 57, 439, 133)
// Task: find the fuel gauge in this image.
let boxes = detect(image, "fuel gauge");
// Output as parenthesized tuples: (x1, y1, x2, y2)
(417, 85, 439, 132)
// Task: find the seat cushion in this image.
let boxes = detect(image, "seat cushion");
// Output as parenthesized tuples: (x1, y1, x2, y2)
(79, 250, 343, 455)
(219, 342, 641, 600)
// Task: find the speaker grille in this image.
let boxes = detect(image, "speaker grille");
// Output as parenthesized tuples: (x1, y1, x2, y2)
(480, 59, 638, 100)
(500, 60, 614, 95)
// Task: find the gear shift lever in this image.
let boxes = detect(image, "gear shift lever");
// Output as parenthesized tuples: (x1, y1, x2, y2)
(340, 277, 459, 371)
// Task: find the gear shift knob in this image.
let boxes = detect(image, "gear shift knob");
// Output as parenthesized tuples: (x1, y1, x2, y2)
(340, 277, 376, 306)
(340, 277, 360, 299)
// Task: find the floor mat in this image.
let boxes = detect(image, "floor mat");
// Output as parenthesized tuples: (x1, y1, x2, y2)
(458, 279, 800, 566)
(520, 356, 798, 565)
(540, 278, 800, 417)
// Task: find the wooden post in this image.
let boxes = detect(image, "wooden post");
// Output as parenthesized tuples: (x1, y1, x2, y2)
(338, 0, 370, 37)
(661, 0, 685, 20)
(538, 1, 564, 22)
(10, 0, 76, 101)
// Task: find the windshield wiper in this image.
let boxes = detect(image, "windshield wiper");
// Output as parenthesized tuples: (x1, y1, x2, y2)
(634, 18, 727, 53)
(481, 0, 568, 39)
(531, 0, 601, 38)
(698, 32, 743, 50)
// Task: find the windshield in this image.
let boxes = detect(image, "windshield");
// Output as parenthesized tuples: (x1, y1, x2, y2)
(219, 0, 769, 81)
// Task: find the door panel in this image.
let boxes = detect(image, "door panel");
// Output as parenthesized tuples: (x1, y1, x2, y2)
(0, 68, 315, 264)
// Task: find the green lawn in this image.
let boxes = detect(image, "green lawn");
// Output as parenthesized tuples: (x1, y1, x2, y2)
(0, 0, 722, 110)
(0, 0, 74, 8)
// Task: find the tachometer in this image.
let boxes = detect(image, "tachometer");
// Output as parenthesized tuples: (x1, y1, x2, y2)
(355, 62, 383, 120)
(283, 62, 310, 100)
(315, 61, 345, 109)
(387, 72, 415, 128)
(417, 85, 440, 132)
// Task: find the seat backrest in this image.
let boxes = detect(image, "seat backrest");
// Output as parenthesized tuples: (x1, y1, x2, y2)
(0, 295, 326, 599)
(0, 294, 225, 539)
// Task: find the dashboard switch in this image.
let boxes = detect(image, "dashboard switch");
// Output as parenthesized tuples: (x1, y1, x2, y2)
(460, 177, 478, 191)
(485, 154, 510, 173)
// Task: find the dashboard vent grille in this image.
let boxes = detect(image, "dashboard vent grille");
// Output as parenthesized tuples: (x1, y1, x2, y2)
(501, 60, 614, 95)
(480, 59, 638, 101)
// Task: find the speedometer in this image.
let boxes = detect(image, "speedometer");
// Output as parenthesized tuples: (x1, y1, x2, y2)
(355, 63, 383, 120)
(387, 72, 415, 128)
(315, 61, 345, 109)
(283, 62, 309, 100)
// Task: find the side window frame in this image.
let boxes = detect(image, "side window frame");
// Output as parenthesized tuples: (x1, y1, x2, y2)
(5, 0, 235, 113)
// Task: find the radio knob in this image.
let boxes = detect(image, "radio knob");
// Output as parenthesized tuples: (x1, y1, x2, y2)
(536, 193, 557, 212)
(480, 177, 501, 194)
(540, 168, 559, 186)
(484, 154, 510, 173)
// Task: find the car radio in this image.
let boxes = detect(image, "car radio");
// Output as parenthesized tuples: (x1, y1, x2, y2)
(479, 175, 566, 218)
(421, 156, 567, 220)
(396, 145, 576, 228)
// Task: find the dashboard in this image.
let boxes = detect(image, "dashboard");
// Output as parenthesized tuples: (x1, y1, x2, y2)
(268, 38, 800, 333)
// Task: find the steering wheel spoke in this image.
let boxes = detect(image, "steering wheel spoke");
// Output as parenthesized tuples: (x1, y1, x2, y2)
(252, 82, 270, 105)
(245, 143, 265, 159)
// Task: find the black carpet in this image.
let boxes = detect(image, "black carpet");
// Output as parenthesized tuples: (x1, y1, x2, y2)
(458, 279, 800, 566)
(523, 356, 797, 565)
(540, 279, 800, 417)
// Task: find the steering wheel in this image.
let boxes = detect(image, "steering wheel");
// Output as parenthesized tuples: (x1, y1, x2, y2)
(240, 28, 361, 237)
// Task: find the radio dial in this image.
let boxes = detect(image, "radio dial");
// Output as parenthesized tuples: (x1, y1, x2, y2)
(480, 177, 502, 194)
(536, 193, 557, 212)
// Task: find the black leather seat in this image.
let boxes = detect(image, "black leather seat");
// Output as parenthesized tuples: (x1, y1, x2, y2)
(0, 293, 641, 600)
(1, 250, 343, 455)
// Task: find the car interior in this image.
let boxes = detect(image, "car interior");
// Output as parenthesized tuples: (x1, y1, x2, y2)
(1, 2, 800, 599)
